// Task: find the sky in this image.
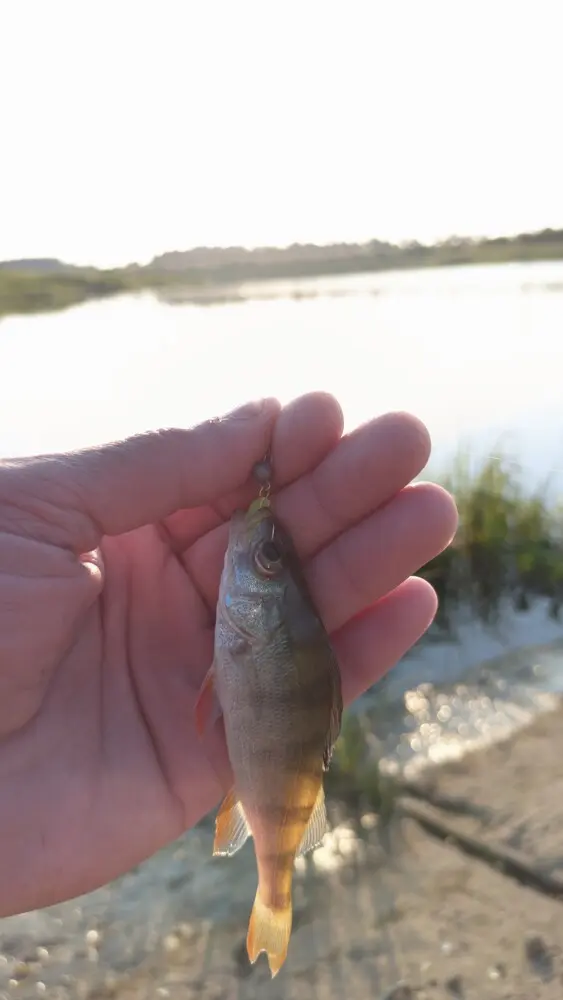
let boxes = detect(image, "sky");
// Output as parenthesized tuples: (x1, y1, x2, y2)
(1, 0, 562, 267)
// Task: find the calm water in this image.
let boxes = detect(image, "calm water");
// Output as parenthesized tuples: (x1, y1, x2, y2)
(1, 260, 563, 490)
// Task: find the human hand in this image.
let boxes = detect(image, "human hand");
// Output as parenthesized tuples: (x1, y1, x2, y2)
(0, 392, 457, 915)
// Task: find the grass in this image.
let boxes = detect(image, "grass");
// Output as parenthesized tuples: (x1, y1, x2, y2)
(326, 712, 399, 819)
(0, 269, 136, 318)
(420, 451, 563, 629)
(0, 267, 205, 320)
(329, 450, 563, 805)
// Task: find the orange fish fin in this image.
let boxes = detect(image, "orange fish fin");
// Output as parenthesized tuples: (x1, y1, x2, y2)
(246, 888, 292, 978)
(194, 663, 220, 738)
(323, 651, 343, 771)
(297, 783, 327, 856)
(213, 790, 251, 857)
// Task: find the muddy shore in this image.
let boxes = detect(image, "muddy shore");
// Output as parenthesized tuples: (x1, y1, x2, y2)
(2, 701, 563, 999)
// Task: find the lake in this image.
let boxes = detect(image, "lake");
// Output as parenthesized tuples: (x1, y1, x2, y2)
(1, 260, 563, 492)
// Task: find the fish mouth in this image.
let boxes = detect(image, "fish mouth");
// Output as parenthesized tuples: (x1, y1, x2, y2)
(246, 497, 272, 523)
(229, 500, 271, 543)
(225, 504, 263, 577)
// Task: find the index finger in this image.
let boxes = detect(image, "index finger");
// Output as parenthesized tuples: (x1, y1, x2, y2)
(0, 398, 280, 551)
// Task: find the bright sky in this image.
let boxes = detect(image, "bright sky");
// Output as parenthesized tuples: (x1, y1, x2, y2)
(1, 0, 561, 267)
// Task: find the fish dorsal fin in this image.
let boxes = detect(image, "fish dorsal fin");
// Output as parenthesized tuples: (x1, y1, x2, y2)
(213, 790, 252, 857)
(297, 784, 327, 857)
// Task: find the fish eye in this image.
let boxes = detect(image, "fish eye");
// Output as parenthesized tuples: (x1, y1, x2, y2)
(262, 540, 282, 562)
(253, 538, 283, 576)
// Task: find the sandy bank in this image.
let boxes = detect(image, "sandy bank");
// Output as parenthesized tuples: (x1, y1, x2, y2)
(4, 703, 563, 998)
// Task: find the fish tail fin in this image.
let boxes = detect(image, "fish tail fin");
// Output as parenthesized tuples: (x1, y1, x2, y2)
(246, 887, 292, 978)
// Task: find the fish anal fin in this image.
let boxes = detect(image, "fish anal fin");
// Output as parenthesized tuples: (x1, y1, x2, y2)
(194, 663, 221, 738)
(246, 889, 292, 978)
(213, 789, 251, 857)
(297, 784, 327, 857)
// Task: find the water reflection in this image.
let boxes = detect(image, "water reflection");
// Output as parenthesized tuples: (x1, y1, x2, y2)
(362, 637, 563, 780)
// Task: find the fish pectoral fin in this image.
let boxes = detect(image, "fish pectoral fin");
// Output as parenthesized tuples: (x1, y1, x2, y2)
(297, 784, 327, 856)
(194, 663, 221, 738)
(247, 889, 292, 978)
(213, 789, 251, 857)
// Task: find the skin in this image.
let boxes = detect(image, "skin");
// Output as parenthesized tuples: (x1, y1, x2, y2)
(0, 392, 458, 917)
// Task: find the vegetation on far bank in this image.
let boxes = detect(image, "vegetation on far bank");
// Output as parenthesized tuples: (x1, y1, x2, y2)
(0, 267, 202, 321)
(3, 226, 563, 320)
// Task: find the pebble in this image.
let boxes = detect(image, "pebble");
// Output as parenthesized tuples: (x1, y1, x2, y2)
(163, 935, 180, 954)
(524, 931, 554, 980)
(12, 962, 30, 980)
(525, 932, 550, 963)
(36, 948, 49, 962)
(445, 973, 464, 995)
(36, 984, 47, 995)
(85, 930, 100, 946)
(487, 962, 505, 980)
(382, 984, 414, 1000)
(175, 923, 196, 941)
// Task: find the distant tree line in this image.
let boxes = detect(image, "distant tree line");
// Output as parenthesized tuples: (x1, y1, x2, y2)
(2, 228, 563, 320)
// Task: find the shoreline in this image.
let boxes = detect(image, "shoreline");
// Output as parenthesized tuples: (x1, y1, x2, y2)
(340, 612, 563, 790)
(3, 248, 563, 321)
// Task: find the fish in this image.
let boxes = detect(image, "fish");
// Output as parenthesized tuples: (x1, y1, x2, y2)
(195, 496, 343, 977)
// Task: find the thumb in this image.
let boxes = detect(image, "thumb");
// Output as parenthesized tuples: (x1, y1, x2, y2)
(0, 398, 280, 551)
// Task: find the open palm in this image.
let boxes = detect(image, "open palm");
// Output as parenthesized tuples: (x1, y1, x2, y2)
(0, 393, 457, 916)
